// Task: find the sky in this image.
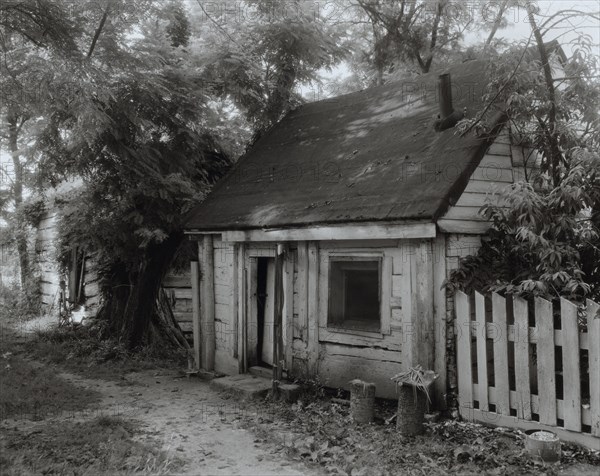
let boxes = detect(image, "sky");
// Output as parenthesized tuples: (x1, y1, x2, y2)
(467, 0, 599, 53)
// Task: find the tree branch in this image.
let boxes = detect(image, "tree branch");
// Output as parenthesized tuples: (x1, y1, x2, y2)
(485, 0, 509, 46)
(461, 33, 534, 136)
(195, 0, 240, 46)
(527, 4, 561, 187)
(421, 0, 444, 73)
(87, 1, 111, 58)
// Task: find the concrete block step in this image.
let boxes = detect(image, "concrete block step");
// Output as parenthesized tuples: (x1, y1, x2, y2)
(210, 374, 272, 400)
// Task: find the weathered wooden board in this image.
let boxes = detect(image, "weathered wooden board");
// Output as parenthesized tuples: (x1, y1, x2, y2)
(587, 299, 600, 437)
(410, 240, 434, 369)
(307, 242, 319, 374)
(437, 219, 491, 234)
(295, 242, 308, 341)
(455, 291, 473, 418)
(222, 222, 436, 242)
(536, 297, 557, 426)
(561, 298, 581, 432)
(443, 206, 488, 221)
(486, 141, 511, 156)
(284, 249, 294, 371)
(454, 192, 507, 208)
(191, 261, 201, 369)
(200, 235, 215, 371)
(475, 292, 489, 411)
(446, 235, 482, 258)
(391, 275, 403, 297)
(318, 343, 403, 399)
(381, 254, 392, 335)
(492, 293, 510, 415)
(432, 234, 447, 409)
(513, 296, 532, 420)
(163, 275, 192, 288)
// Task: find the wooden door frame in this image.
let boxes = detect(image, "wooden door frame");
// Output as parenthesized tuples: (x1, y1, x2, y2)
(242, 248, 277, 373)
(239, 245, 294, 375)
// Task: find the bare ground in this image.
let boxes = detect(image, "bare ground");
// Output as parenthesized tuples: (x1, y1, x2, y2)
(57, 369, 315, 475)
(0, 363, 316, 475)
(0, 314, 315, 475)
(1, 316, 599, 475)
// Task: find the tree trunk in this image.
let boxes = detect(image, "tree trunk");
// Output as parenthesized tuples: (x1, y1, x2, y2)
(7, 113, 30, 287)
(526, 5, 562, 186)
(103, 232, 184, 349)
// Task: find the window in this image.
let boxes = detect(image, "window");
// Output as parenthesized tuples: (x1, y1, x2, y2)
(328, 258, 381, 332)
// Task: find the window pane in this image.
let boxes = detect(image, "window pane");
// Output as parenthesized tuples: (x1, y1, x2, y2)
(328, 259, 381, 332)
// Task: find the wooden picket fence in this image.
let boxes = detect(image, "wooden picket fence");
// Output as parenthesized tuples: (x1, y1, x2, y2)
(455, 291, 600, 449)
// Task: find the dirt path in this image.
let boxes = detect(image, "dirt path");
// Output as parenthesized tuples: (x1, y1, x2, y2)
(60, 369, 315, 476)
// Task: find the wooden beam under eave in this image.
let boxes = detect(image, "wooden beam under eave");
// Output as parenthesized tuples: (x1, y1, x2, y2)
(222, 222, 436, 242)
(437, 219, 490, 234)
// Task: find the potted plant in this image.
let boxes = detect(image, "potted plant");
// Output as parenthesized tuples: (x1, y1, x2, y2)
(391, 365, 438, 436)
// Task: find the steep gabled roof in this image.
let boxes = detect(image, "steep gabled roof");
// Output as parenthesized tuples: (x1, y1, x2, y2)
(186, 59, 506, 232)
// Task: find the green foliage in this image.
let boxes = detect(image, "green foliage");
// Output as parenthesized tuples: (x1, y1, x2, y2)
(447, 153, 600, 301)
(329, 0, 509, 86)
(165, 0, 191, 48)
(449, 25, 600, 303)
(28, 322, 187, 369)
(0, 275, 41, 318)
(475, 39, 599, 172)
(198, 0, 347, 130)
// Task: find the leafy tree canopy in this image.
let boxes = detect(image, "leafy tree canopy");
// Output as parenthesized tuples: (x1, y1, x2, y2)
(448, 10, 600, 303)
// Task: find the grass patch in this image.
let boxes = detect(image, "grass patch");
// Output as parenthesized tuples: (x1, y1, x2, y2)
(0, 415, 180, 475)
(23, 323, 187, 380)
(0, 329, 100, 421)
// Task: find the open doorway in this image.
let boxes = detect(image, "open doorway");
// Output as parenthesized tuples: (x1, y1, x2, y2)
(255, 257, 275, 368)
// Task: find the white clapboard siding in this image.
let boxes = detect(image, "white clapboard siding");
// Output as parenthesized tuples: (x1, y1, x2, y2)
(438, 126, 516, 234)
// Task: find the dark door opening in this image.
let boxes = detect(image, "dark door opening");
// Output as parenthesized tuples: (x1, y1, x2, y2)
(255, 257, 274, 368)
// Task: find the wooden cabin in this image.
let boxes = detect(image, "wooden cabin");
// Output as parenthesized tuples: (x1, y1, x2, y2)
(35, 189, 192, 326)
(36, 183, 101, 314)
(27, 43, 565, 408)
(182, 56, 555, 406)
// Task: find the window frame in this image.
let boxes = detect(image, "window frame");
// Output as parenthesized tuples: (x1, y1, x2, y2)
(327, 256, 382, 332)
(319, 250, 392, 341)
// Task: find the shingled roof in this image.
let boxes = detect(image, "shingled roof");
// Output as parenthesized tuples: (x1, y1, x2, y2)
(186, 59, 506, 232)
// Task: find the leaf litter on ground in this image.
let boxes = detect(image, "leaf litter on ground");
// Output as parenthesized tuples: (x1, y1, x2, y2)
(235, 394, 600, 475)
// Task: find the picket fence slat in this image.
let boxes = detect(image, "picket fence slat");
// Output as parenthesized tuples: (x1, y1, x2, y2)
(588, 299, 600, 437)
(456, 292, 600, 449)
(513, 296, 531, 420)
(492, 293, 510, 415)
(475, 292, 489, 411)
(561, 298, 581, 432)
(536, 297, 557, 426)
(455, 291, 473, 416)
